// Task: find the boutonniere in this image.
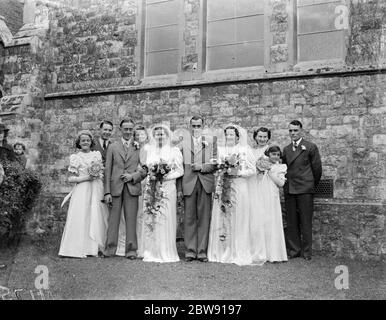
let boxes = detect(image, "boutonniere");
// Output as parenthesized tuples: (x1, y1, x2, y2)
(202, 141, 209, 148)
(301, 145, 306, 151)
(133, 141, 140, 150)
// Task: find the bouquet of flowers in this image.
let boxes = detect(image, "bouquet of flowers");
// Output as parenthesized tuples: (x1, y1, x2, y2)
(87, 160, 104, 180)
(256, 155, 273, 174)
(143, 159, 172, 233)
(215, 153, 242, 176)
(148, 160, 172, 183)
(212, 154, 243, 242)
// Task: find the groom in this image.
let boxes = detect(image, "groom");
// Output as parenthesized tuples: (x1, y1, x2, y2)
(282, 120, 322, 261)
(103, 119, 147, 259)
(178, 116, 217, 262)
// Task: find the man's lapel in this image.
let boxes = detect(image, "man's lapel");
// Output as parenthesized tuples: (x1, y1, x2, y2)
(287, 140, 305, 166)
(125, 143, 135, 162)
(117, 139, 127, 161)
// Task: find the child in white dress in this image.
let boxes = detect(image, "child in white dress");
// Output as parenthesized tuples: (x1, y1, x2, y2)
(260, 145, 288, 262)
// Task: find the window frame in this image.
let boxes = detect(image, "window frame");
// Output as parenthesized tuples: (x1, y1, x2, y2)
(293, 0, 348, 71)
(201, 0, 269, 78)
(139, 0, 183, 83)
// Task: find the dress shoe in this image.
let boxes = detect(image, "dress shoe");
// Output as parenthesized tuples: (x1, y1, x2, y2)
(303, 256, 312, 261)
(197, 257, 208, 262)
(288, 253, 301, 259)
(0, 264, 6, 269)
(185, 257, 195, 262)
(127, 255, 136, 260)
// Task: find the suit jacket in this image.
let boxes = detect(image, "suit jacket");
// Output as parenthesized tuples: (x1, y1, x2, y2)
(178, 135, 217, 196)
(282, 139, 322, 195)
(104, 139, 147, 197)
(91, 137, 111, 164)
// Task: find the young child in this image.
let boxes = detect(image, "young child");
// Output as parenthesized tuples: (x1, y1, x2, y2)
(13, 142, 27, 168)
(261, 145, 288, 262)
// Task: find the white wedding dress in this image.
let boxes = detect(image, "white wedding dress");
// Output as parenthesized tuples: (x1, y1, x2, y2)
(59, 151, 108, 258)
(140, 144, 184, 263)
(208, 144, 265, 266)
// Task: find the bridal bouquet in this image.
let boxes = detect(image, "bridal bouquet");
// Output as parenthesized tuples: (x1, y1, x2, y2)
(213, 154, 242, 242)
(215, 153, 242, 176)
(148, 160, 172, 183)
(87, 160, 104, 180)
(143, 159, 172, 232)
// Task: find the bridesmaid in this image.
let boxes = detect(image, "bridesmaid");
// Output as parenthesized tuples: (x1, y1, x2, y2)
(250, 127, 272, 263)
(260, 146, 288, 262)
(252, 127, 271, 160)
(59, 130, 108, 258)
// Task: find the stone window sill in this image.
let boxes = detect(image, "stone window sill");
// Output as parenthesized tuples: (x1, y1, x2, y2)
(44, 64, 386, 100)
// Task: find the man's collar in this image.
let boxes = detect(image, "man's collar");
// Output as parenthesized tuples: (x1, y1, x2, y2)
(121, 137, 132, 144)
(293, 138, 303, 146)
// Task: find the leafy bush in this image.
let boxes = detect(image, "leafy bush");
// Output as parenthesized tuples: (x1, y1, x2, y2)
(0, 161, 42, 244)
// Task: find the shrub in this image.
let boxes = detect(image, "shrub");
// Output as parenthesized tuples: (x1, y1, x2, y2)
(0, 161, 42, 244)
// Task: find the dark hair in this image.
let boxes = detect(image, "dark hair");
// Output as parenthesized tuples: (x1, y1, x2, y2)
(120, 119, 135, 127)
(153, 126, 169, 137)
(75, 132, 95, 149)
(100, 120, 113, 129)
(264, 145, 282, 157)
(253, 127, 271, 140)
(289, 120, 303, 128)
(13, 142, 26, 151)
(190, 115, 204, 125)
(224, 126, 240, 139)
(134, 125, 148, 138)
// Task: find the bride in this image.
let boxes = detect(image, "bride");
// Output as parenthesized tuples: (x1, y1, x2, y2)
(208, 124, 266, 266)
(140, 123, 184, 263)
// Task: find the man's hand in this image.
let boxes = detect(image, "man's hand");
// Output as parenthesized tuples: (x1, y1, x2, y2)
(104, 194, 112, 206)
(191, 164, 202, 172)
(120, 173, 133, 183)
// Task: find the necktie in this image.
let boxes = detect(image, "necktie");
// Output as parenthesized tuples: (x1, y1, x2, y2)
(103, 140, 107, 150)
(293, 142, 297, 151)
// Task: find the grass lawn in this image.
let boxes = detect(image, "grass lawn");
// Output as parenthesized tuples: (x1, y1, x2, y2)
(1, 235, 385, 300)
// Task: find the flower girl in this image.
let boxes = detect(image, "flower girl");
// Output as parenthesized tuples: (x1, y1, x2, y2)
(260, 145, 288, 262)
(59, 130, 108, 258)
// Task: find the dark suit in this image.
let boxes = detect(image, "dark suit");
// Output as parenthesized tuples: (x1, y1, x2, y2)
(91, 137, 111, 164)
(178, 135, 217, 259)
(282, 139, 322, 258)
(104, 139, 147, 257)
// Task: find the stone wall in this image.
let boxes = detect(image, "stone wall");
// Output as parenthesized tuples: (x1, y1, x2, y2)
(40, 73, 386, 260)
(0, 0, 24, 35)
(0, 0, 385, 260)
